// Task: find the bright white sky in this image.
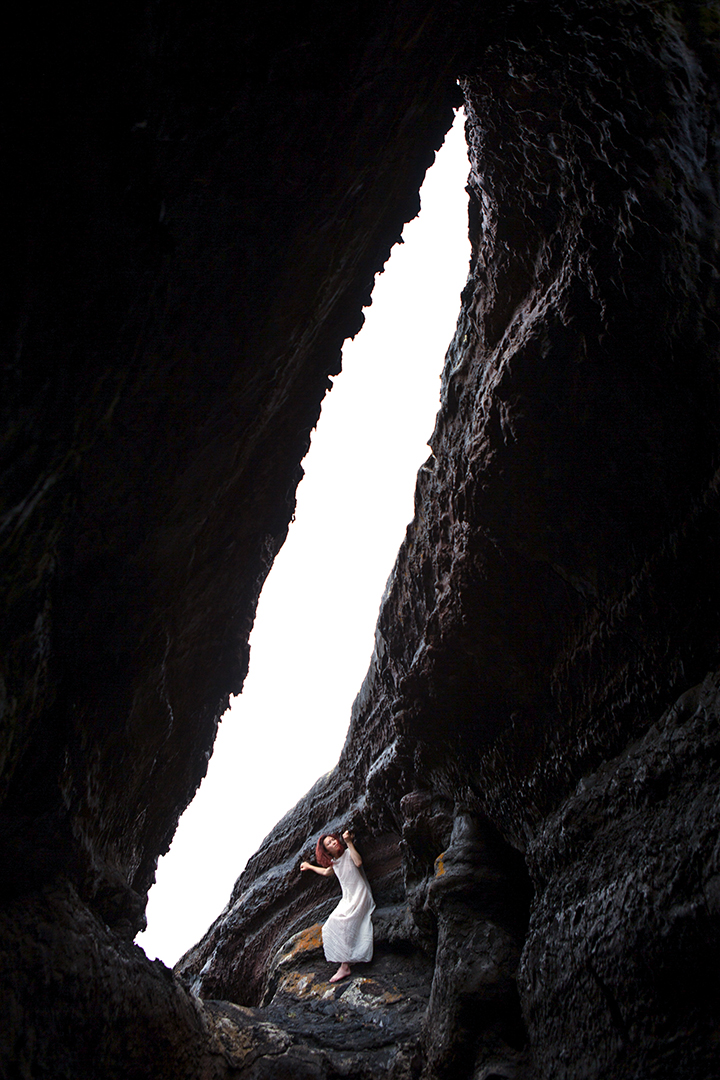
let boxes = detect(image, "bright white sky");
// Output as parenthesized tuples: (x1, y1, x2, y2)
(136, 110, 470, 966)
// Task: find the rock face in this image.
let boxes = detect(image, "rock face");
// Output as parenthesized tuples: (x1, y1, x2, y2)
(3, 1, 720, 1077)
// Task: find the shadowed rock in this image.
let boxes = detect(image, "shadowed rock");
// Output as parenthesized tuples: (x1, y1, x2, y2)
(3, 0, 720, 1076)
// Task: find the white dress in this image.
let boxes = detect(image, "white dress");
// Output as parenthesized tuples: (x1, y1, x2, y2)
(322, 848, 375, 964)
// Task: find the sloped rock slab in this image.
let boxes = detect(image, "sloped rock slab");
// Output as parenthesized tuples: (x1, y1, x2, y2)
(197, 913, 434, 1077)
(263, 918, 434, 1054)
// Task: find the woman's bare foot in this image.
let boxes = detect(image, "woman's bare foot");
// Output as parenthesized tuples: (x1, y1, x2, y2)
(329, 962, 351, 983)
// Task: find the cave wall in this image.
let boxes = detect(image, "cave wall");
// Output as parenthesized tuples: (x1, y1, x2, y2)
(3, 0, 720, 1077)
(178, 3, 720, 1077)
(3, 0, 470, 915)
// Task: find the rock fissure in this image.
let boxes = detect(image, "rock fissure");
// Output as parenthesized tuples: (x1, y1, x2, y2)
(4, 0, 720, 1075)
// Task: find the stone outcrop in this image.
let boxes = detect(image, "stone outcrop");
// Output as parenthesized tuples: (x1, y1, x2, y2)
(3, 0, 720, 1077)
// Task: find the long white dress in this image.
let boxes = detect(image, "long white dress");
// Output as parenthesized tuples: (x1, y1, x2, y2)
(322, 848, 375, 964)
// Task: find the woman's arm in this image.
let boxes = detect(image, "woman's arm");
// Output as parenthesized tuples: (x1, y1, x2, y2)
(342, 830, 362, 867)
(300, 861, 334, 877)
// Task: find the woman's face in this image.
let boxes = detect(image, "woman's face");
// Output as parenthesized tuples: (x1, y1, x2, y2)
(323, 835, 343, 857)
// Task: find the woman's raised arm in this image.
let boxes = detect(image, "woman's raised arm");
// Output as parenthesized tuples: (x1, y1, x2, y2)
(300, 860, 334, 877)
(342, 830, 362, 867)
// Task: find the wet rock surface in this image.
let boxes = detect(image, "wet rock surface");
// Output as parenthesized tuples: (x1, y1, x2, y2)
(4, 0, 720, 1076)
(522, 671, 720, 1079)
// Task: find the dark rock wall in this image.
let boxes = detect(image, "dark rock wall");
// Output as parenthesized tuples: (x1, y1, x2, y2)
(3, 1, 471, 1074)
(3, 0, 720, 1077)
(3, 0, 469, 914)
(522, 672, 720, 1078)
(179, 3, 720, 1078)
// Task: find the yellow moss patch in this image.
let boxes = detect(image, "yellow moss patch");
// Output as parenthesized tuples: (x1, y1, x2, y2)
(294, 923, 323, 952)
(434, 853, 446, 877)
(278, 923, 323, 963)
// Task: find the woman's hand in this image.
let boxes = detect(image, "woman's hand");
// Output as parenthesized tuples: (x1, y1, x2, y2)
(343, 830, 362, 867)
(299, 860, 334, 877)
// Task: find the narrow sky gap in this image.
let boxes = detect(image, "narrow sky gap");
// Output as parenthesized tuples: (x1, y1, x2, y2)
(136, 111, 471, 966)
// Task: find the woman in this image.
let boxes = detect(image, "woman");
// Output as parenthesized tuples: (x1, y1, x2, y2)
(300, 829, 375, 983)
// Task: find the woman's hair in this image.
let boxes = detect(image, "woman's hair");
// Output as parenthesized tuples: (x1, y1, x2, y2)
(315, 833, 346, 868)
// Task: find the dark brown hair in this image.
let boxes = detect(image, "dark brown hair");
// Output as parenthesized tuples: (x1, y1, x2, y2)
(315, 833, 346, 868)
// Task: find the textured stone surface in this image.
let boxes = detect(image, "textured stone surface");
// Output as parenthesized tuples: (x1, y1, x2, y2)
(3, 0, 720, 1077)
(521, 672, 720, 1078)
(179, 3, 720, 1076)
(2, 0, 467, 919)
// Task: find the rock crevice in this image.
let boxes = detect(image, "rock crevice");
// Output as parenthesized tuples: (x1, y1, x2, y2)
(3, 0, 720, 1076)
